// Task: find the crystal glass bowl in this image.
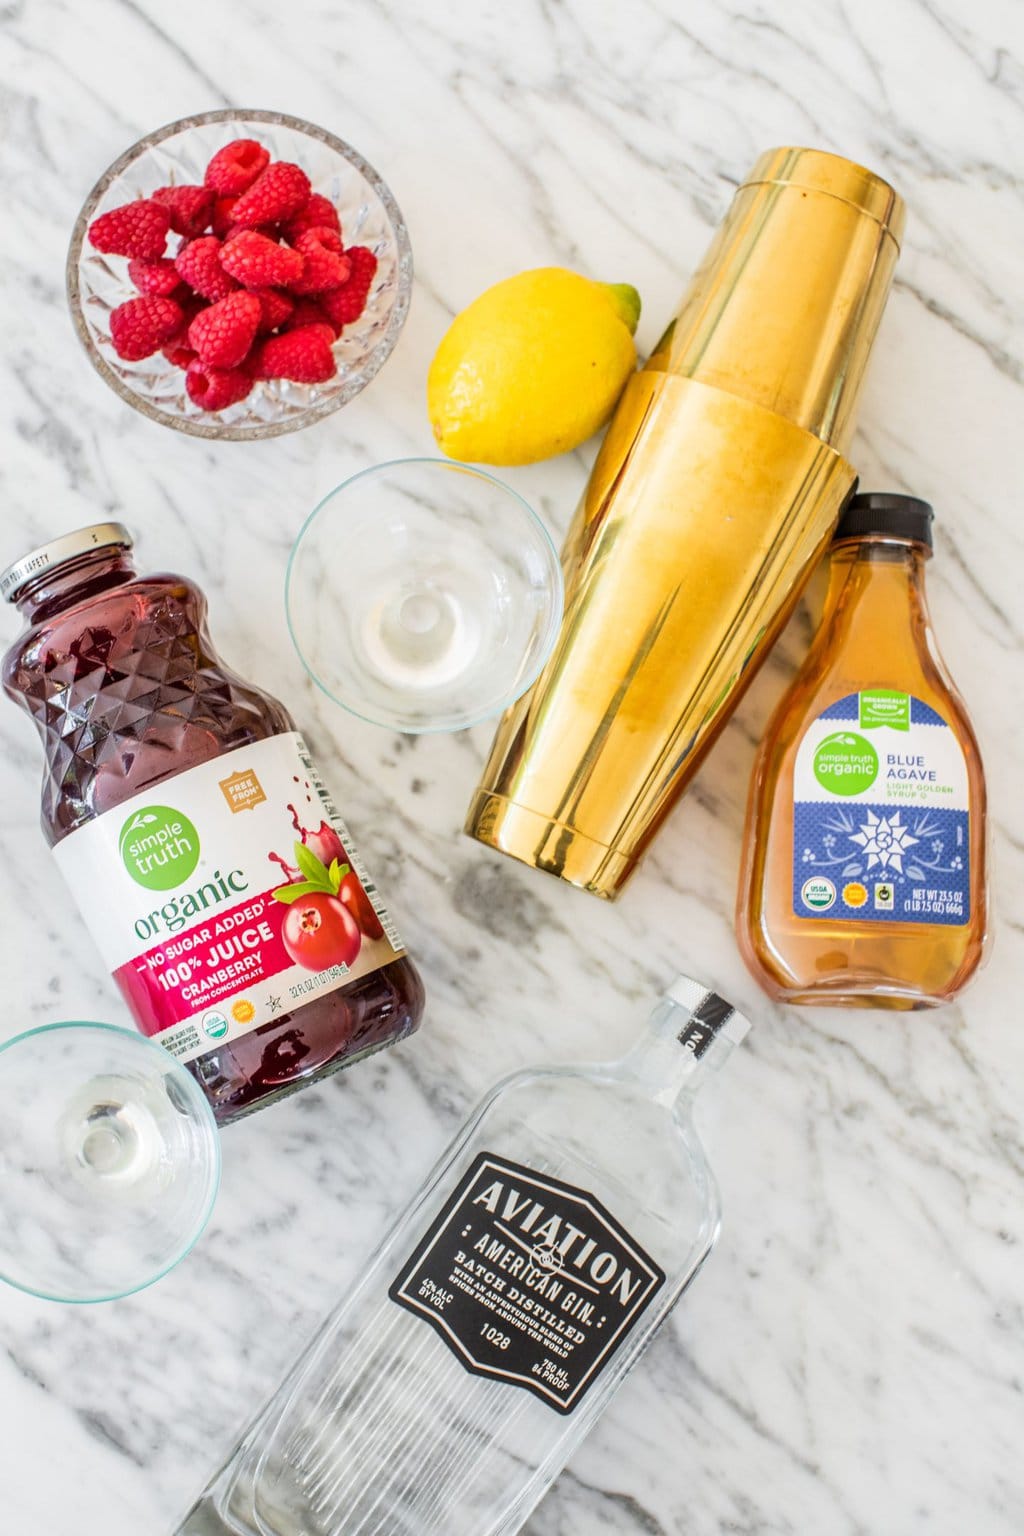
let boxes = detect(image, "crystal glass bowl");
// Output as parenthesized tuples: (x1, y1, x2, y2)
(66, 109, 412, 440)
(287, 459, 564, 733)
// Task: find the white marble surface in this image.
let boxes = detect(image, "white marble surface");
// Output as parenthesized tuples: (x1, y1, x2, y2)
(0, 2, 1022, 1532)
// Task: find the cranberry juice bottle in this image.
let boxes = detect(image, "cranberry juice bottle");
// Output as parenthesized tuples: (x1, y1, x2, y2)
(1, 524, 425, 1124)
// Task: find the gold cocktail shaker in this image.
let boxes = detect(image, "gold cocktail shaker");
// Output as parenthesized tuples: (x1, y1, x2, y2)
(466, 147, 905, 898)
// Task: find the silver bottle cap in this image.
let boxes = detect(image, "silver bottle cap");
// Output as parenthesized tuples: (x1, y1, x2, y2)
(666, 974, 752, 1053)
(1, 522, 133, 603)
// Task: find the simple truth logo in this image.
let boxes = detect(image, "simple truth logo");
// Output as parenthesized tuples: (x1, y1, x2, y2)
(118, 805, 201, 891)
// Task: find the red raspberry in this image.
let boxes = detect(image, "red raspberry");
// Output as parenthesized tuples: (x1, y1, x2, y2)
(204, 139, 270, 196)
(252, 288, 295, 333)
(175, 236, 238, 301)
(290, 229, 351, 294)
(109, 295, 184, 360)
(223, 222, 275, 243)
(220, 230, 304, 289)
(348, 244, 378, 285)
(231, 161, 311, 229)
(211, 196, 239, 236)
(163, 342, 197, 368)
(307, 226, 344, 255)
(320, 246, 378, 328)
(188, 290, 261, 368)
(157, 294, 205, 370)
(151, 185, 216, 237)
(282, 193, 342, 243)
(128, 257, 182, 297)
(253, 323, 337, 384)
(285, 299, 334, 332)
(165, 290, 206, 336)
(88, 199, 170, 260)
(185, 359, 254, 411)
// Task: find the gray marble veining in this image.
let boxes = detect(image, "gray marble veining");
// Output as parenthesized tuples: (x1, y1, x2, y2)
(0, 1, 1021, 1533)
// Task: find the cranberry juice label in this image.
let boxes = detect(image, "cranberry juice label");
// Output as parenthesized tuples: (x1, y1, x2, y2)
(792, 691, 970, 926)
(52, 733, 405, 1061)
(389, 1153, 665, 1414)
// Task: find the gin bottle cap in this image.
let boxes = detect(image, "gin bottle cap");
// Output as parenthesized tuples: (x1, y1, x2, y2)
(665, 975, 751, 1056)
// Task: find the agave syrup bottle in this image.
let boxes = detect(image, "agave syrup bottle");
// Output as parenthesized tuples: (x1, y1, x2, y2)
(174, 977, 749, 1536)
(737, 492, 988, 1007)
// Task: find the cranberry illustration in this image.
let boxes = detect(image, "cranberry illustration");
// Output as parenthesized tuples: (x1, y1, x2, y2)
(304, 820, 346, 870)
(337, 869, 385, 941)
(281, 892, 361, 971)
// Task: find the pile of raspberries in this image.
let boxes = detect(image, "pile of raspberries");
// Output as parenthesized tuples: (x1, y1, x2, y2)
(87, 138, 379, 411)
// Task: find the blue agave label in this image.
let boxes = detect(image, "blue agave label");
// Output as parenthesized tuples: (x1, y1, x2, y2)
(792, 692, 970, 926)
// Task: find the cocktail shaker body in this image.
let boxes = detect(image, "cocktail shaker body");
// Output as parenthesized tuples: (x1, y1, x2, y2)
(466, 148, 904, 898)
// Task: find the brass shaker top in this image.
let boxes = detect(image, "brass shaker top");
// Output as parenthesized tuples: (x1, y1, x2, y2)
(646, 146, 905, 454)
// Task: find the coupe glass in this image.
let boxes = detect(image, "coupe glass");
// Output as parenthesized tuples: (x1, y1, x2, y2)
(0, 1022, 220, 1304)
(66, 108, 412, 439)
(286, 459, 564, 733)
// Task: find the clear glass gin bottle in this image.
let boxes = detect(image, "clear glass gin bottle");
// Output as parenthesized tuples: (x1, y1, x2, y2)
(176, 976, 750, 1536)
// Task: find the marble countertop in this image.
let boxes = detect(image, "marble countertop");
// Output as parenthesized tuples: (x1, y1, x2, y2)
(1, 2, 1021, 1533)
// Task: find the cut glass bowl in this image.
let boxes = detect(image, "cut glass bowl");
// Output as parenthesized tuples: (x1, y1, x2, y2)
(66, 109, 412, 440)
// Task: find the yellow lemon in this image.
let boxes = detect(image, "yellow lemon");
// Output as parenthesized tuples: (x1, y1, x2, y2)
(428, 267, 640, 466)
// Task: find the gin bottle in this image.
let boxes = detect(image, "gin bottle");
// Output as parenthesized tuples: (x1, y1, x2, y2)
(176, 976, 750, 1536)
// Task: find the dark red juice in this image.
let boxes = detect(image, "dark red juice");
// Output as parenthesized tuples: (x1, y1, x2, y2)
(1, 524, 425, 1125)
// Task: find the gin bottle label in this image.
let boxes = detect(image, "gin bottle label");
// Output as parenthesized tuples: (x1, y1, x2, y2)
(389, 1152, 665, 1414)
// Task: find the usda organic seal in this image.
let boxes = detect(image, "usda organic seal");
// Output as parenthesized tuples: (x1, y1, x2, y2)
(801, 876, 836, 912)
(202, 1010, 229, 1039)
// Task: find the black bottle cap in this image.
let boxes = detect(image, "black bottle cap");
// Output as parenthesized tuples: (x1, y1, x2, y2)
(834, 491, 934, 548)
